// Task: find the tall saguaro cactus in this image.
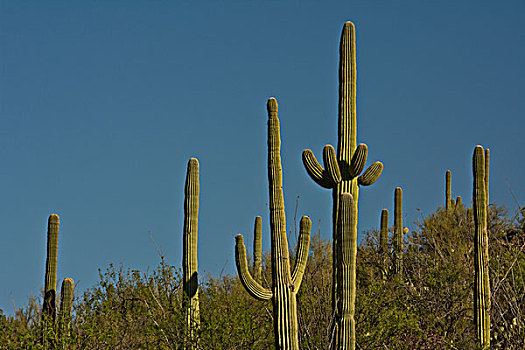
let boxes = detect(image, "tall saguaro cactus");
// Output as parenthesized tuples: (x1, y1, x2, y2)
(302, 22, 382, 348)
(43, 214, 60, 321)
(183, 158, 200, 341)
(235, 98, 312, 350)
(393, 187, 404, 276)
(379, 209, 389, 256)
(473, 146, 491, 349)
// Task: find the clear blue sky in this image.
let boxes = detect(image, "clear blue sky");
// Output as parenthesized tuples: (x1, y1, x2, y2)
(1, 1, 524, 315)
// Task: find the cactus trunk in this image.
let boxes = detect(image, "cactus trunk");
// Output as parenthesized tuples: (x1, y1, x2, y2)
(473, 146, 490, 349)
(235, 98, 311, 350)
(334, 193, 357, 349)
(183, 158, 200, 343)
(302, 22, 383, 349)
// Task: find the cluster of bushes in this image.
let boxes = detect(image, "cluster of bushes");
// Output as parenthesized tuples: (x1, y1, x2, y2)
(1, 203, 523, 349)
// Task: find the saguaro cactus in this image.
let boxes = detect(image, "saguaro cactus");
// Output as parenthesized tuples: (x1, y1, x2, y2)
(58, 278, 74, 339)
(235, 98, 311, 350)
(43, 214, 60, 321)
(393, 187, 404, 276)
(473, 146, 490, 349)
(183, 158, 200, 341)
(302, 21, 382, 349)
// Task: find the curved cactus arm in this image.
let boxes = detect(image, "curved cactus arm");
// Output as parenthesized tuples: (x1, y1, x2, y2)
(323, 145, 342, 184)
(348, 143, 368, 178)
(302, 149, 333, 188)
(357, 161, 383, 186)
(253, 216, 263, 281)
(235, 235, 273, 301)
(291, 216, 312, 290)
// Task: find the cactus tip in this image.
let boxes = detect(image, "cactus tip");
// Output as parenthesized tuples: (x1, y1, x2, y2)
(49, 214, 60, 223)
(235, 234, 244, 243)
(267, 98, 278, 114)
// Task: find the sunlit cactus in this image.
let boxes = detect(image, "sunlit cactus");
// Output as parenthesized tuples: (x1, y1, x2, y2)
(235, 98, 311, 350)
(446, 170, 452, 211)
(473, 145, 491, 349)
(301, 21, 382, 349)
(183, 157, 200, 342)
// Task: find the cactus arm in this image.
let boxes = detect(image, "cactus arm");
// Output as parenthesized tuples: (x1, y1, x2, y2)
(183, 158, 200, 336)
(302, 149, 333, 188)
(348, 143, 368, 178)
(291, 216, 312, 290)
(58, 278, 74, 339)
(253, 216, 263, 281)
(357, 161, 383, 186)
(456, 196, 463, 208)
(235, 235, 273, 301)
(43, 214, 60, 321)
(446, 170, 452, 210)
(323, 145, 342, 184)
(473, 145, 491, 349)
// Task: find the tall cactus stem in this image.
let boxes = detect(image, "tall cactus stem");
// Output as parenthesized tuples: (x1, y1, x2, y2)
(446, 170, 452, 211)
(473, 146, 490, 349)
(183, 158, 200, 341)
(393, 187, 404, 276)
(253, 216, 263, 281)
(43, 214, 60, 321)
(58, 278, 74, 339)
(235, 98, 311, 350)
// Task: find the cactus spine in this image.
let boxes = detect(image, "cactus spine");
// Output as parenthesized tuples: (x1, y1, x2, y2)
(183, 158, 200, 341)
(253, 216, 263, 281)
(235, 98, 311, 350)
(58, 278, 74, 339)
(302, 22, 382, 349)
(393, 187, 404, 276)
(43, 214, 60, 321)
(473, 146, 490, 349)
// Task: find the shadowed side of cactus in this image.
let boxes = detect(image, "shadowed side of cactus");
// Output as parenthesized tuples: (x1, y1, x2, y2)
(58, 278, 74, 339)
(235, 98, 311, 350)
(473, 146, 490, 350)
(301, 22, 382, 349)
(43, 214, 60, 321)
(183, 158, 200, 342)
(332, 193, 357, 349)
(393, 187, 404, 276)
